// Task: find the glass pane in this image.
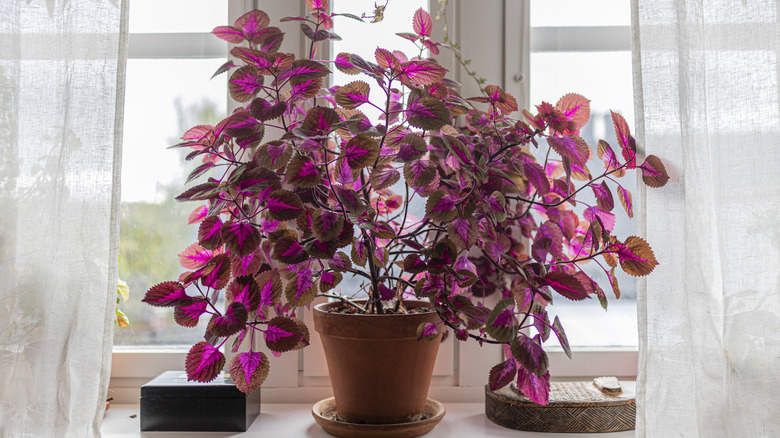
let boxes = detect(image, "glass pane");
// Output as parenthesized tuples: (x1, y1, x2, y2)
(531, 51, 638, 347)
(115, 59, 226, 346)
(129, 0, 226, 33)
(531, 0, 630, 27)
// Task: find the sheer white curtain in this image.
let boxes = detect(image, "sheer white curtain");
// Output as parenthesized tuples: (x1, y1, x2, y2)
(0, 0, 127, 436)
(632, 1, 780, 436)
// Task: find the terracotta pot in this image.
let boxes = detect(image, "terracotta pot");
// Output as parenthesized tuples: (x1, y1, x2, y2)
(313, 300, 442, 424)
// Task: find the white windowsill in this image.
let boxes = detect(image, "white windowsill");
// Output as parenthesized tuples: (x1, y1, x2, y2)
(101, 403, 635, 438)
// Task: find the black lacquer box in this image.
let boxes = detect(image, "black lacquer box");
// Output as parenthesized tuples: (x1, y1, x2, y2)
(140, 370, 261, 432)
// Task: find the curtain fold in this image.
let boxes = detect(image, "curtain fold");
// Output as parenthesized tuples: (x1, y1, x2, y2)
(632, 1, 780, 436)
(0, 0, 127, 436)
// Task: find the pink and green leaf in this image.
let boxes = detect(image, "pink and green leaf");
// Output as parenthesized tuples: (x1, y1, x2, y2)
(143, 282, 192, 307)
(208, 302, 249, 337)
(186, 341, 225, 383)
(229, 351, 270, 394)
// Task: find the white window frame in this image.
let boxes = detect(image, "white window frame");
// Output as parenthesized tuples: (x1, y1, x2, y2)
(110, 0, 638, 405)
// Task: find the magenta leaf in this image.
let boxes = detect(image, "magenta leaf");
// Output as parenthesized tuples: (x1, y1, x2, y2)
(286, 156, 321, 188)
(186, 341, 225, 383)
(264, 316, 305, 353)
(220, 220, 261, 258)
(546, 135, 590, 166)
(174, 299, 209, 328)
(208, 302, 249, 337)
(375, 48, 400, 71)
(341, 135, 380, 170)
(617, 185, 633, 218)
(639, 155, 669, 188)
(335, 81, 370, 109)
(591, 181, 614, 212)
(515, 367, 551, 406)
(485, 298, 518, 342)
(584, 206, 616, 232)
(406, 97, 450, 130)
(614, 236, 658, 277)
(272, 236, 308, 264)
(319, 271, 342, 293)
(178, 243, 215, 270)
(447, 218, 476, 250)
(510, 335, 549, 377)
(404, 159, 436, 188)
(265, 190, 303, 221)
(524, 162, 550, 195)
(229, 351, 270, 394)
(488, 359, 518, 391)
(334, 52, 359, 75)
(143, 282, 192, 307)
(201, 254, 231, 290)
(176, 182, 221, 202)
(197, 216, 223, 250)
(399, 61, 447, 87)
(277, 59, 330, 83)
(425, 191, 459, 222)
(551, 316, 571, 359)
(545, 271, 589, 301)
(416, 322, 440, 342)
(369, 165, 401, 191)
(402, 254, 427, 274)
(229, 66, 263, 103)
(284, 271, 317, 307)
(312, 209, 345, 241)
(234, 10, 270, 42)
(226, 276, 261, 312)
(212, 26, 244, 43)
(412, 8, 433, 36)
(300, 106, 340, 137)
(555, 93, 591, 133)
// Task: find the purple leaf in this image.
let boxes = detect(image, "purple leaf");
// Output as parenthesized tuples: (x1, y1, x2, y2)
(319, 271, 342, 293)
(425, 191, 459, 222)
(447, 218, 476, 250)
(186, 341, 225, 383)
(416, 322, 440, 342)
(335, 81, 370, 109)
(300, 106, 340, 137)
(405, 97, 449, 130)
(547, 135, 591, 167)
(272, 236, 308, 264)
(488, 359, 518, 391)
(403, 254, 427, 274)
(341, 135, 380, 170)
(229, 66, 263, 103)
(201, 254, 231, 290)
(178, 243, 215, 270)
(265, 190, 303, 221)
(312, 209, 345, 241)
(212, 26, 244, 43)
(334, 52, 359, 75)
(264, 316, 303, 352)
(208, 302, 248, 337)
(639, 155, 669, 188)
(226, 276, 261, 312)
(523, 162, 550, 195)
(289, 77, 322, 100)
(255, 270, 282, 316)
(143, 282, 192, 307)
(403, 159, 436, 188)
(617, 185, 633, 218)
(221, 220, 261, 258)
(551, 316, 571, 359)
(233, 10, 270, 42)
(545, 271, 589, 301)
(583, 206, 615, 232)
(591, 181, 614, 212)
(229, 351, 270, 394)
(413, 8, 433, 36)
(286, 156, 321, 188)
(368, 165, 400, 191)
(277, 59, 330, 83)
(211, 60, 235, 79)
(399, 61, 447, 86)
(510, 335, 549, 377)
(378, 283, 395, 301)
(174, 300, 209, 327)
(485, 298, 518, 342)
(284, 271, 317, 307)
(516, 367, 551, 406)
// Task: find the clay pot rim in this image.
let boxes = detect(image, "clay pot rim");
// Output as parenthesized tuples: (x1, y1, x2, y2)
(313, 299, 435, 317)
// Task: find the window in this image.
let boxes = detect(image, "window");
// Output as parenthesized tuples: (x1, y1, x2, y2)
(115, 0, 227, 347)
(530, 0, 638, 348)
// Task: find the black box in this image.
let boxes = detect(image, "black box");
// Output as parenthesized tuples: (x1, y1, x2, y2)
(140, 370, 261, 432)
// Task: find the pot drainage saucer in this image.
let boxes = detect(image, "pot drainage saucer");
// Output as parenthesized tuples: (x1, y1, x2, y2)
(312, 397, 445, 438)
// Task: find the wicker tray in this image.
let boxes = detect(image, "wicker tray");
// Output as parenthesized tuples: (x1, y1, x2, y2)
(485, 380, 636, 433)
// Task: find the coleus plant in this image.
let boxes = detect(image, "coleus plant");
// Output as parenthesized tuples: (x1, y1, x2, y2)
(143, 4, 669, 405)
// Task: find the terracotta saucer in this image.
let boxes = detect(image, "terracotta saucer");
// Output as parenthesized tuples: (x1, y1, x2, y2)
(311, 397, 445, 438)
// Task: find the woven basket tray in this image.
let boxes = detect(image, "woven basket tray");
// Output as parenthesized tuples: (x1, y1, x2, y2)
(485, 380, 636, 433)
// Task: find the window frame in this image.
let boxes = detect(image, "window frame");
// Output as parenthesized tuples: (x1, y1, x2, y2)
(110, 0, 639, 405)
